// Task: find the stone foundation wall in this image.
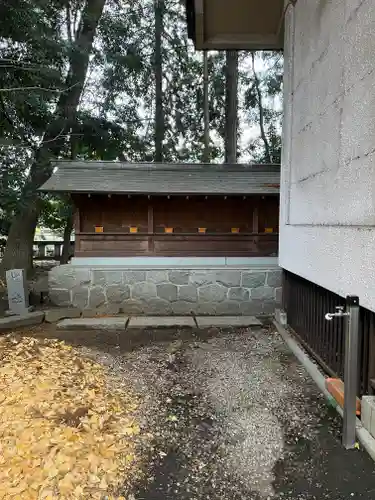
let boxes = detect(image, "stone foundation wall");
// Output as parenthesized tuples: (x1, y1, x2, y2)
(49, 265, 282, 316)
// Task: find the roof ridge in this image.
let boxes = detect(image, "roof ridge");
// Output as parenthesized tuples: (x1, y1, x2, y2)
(53, 161, 280, 171)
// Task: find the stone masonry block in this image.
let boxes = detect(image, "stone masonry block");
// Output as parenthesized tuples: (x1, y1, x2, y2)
(106, 285, 130, 303)
(198, 283, 227, 303)
(49, 288, 71, 307)
(147, 270, 169, 283)
(215, 271, 241, 287)
(142, 298, 172, 315)
(92, 270, 123, 286)
(196, 302, 217, 315)
(45, 308, 80, 323)
(89, 287, 106, 309)
(82, 303, 121, 317)
(71, 287, 89, 310)
(190, 271, 215, 286)
(101, 303, 121, 315)
(228, 287, 250, 302)
(178, 285, 198, 303)
(121, 299, 144, 315)
(123, 270, 146, 284)
(157, 284, 178, 302)
(169, 270, 190, 285)
(266, 271, 282, 288)
(262, 301, 277, 315)
(251, 286, 275, 301)
(216, 301, 240, 315)
(132, 282, 157, 300)
(49, 266, 90, 290)
(240, 300, 264, 316)
(171, 301, 195, 315)
(242, 272, 266, 289)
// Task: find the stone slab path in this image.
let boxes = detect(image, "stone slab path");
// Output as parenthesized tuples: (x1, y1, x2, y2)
(195, 315, 262, 328)
(128, 316, 196, 328)
(57, 315, 262, 331)
(0, 311, 45, 332)
(58, 317, 128, 330)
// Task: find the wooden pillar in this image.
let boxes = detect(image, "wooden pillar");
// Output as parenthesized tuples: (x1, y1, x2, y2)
(54, 244, 61, 260)
(74, 207, 81, 253)
(252, 201, 259, 253)
(252, 203, 259, 233)
(148, 200, 154, 253)
(38, 243, 46, 258)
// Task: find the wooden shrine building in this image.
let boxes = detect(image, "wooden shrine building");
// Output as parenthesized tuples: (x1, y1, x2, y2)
(40, 161, 280, 259)
(40, 162, 282, 316)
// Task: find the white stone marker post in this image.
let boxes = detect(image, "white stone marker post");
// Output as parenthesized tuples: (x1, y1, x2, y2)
(6, 268, 30, 316)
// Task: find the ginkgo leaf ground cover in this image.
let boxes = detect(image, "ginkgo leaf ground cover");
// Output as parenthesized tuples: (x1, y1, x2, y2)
(0, 334, 143, 499)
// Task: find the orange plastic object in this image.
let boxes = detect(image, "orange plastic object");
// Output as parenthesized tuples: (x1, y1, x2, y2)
(165, 227, 173, 233)
(129, 226, 138, 233)
(231, 227, 240, 233)
(95, 226, 103, 233)
(325, 378, 361, 416)
(198, 227, 206, 233)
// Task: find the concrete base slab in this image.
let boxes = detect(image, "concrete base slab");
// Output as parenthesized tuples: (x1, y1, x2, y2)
(196, 316, 262, 328)
(275, 308, 287, 326)
(0, 311, 45, 331)
(362, 396, 375, 439)
(5, 306, 34, 317)
(45, 308, 81, 323)
(128, 316, 195, 329)
(57, 317, 128, 330)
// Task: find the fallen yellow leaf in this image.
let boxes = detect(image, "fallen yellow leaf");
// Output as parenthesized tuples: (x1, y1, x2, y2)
(0, 335, 143, 499)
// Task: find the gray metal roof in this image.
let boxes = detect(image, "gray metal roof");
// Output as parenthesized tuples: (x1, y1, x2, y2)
(39, 161, 280, 195)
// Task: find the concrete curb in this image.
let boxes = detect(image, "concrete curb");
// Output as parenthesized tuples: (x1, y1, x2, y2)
(0, 311, 45, 332)
(273, 320, 375, 462)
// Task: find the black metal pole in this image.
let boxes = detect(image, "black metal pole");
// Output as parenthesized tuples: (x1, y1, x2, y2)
(343, 295, 360, 449)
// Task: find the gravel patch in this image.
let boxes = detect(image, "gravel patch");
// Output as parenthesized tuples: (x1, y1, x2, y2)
(79, 327, 375, 499)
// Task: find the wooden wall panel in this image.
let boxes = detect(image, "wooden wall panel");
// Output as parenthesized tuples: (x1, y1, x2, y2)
(153, 236, 258, 255)
(74, 194, 279, 234)
(79, 234, 149, 254)
(258, 196, 279, 232)
(76, 234, 278, 257)
(72, 194, 279, 257)
(152, 197, 260, 233)
(75, 195, 149, 233)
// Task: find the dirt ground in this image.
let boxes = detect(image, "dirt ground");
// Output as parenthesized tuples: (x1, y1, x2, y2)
(69, 325, 375, 500)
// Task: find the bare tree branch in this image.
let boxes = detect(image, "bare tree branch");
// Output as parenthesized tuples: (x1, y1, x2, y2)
(0, 82, 81, 93)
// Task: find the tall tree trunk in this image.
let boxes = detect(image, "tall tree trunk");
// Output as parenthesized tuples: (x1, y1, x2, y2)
(60, 127, 77, 265)
(224, 50, 238, 164)
(0, 0, 106, 274)
(203, 51, 210, 163)
(154, 0, 164, 162)
(251, 52, 271, 163)
(60, 210, 74, 264)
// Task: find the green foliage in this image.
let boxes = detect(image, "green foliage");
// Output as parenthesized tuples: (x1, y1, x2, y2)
(39, 196, 72, 235)
(241, 52, 283, 163)
(0, 0, 283, 238)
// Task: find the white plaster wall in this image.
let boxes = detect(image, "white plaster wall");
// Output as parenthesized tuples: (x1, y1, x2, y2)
(280, 0, 375, 312)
